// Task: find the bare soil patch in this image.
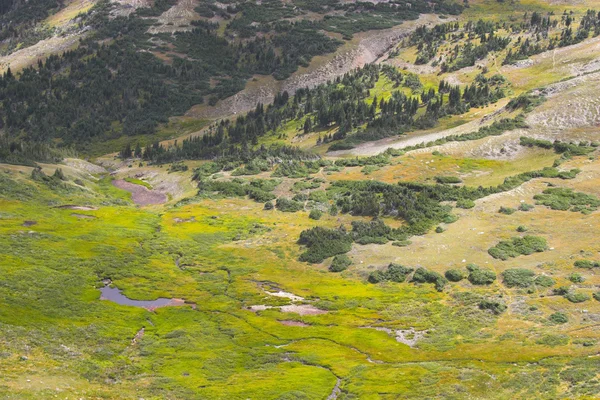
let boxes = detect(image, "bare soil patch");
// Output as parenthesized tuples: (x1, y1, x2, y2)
(279, 320, 310, 327)
(57, 205, 99, 211)
(112, 179, 167, 205)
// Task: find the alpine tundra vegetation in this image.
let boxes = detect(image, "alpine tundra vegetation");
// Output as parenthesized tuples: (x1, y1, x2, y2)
(1, 0, 600, 398)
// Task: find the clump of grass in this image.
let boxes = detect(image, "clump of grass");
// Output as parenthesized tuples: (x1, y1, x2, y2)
(516, 225, 528, 232)
(519, 203, 534, 211)
(488, 236, 547, 260)
(568, 273, 585, 283)
(498, 206, 516, 215)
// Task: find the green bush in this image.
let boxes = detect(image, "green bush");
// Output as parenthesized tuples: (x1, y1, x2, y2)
(445, 269, 465, 282)
(498, 206, 516, 215)
(502, 268, 535, 288)
(435, 175, 462, 184)
(518, 203, 534, 211)
(329, 254, 351, 272)
(593, 292, 600, 301)
(309, 209, 323, 220)
(553, 286, 570, 296)
(565, 292, 590, 303)
(298, 226, 352, 263)
(412, 267, 447, 291)
(456, 198, 475, 209)
(479, 300, 507, 315)
(534, 275, 555, 287)
(392, 240, 412, 247)
(534, 187, 600, 214)
(467, 264, 496, 285)
(264, 201, 274, 210)
(548, 312, 568, 324)
(435, 226, 445, 233)
(276, 197, 304, 212)
(516, 225, 528, 232)
(488, 236, 547, 260)
(568, 273, 585, 283)
(368, 263, 414, 284)
(574, 260, 600, 269)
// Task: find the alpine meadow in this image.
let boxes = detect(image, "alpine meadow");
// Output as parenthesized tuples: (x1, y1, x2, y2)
(2, 0, 600, 398)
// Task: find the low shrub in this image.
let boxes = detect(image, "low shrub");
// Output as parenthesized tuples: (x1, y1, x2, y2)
(368, 263, 414, 283)
(488, 236, 547, 260)
(435, 176, 462, 184)
(519, 203, 534, 211)
(467, 264, 496, 285)
(502, 268, 535, 288)
(412, 267, 447, 291)
(574, 260, 600, 269)
(499, 206, 516, 215)
(329, 254, 351, 272)
(534, 275, 555, 287)
(276, 197, 304, 212)
(479, 300, 507, 315)
(445, 269, 465, 282)
(568, 273, 585, 283)
(548, 312, 568, 324)
(565, 292, 590, 303)
(309, 209, 323, 220)
(298, 226, 352, 263)
(456, 198, 475, 209)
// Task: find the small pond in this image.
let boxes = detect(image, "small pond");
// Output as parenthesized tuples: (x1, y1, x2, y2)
(100, 284, 194, 311)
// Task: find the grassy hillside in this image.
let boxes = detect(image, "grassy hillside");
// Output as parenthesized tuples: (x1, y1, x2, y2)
(2, 0, 600, 398)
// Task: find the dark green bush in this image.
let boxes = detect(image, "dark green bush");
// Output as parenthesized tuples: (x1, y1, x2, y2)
(309, 209, 323, 220)
(498, 206, 516, 215)
(594, 292, 600, 301)
(516, 225, 528, 232)
(467, 264, 497, 285)
(445, 269, 465, 282)
(367, 263, 414, 284)
(298, 226, 352, 263)
(276, 197, 304, 212)
(479, 300, 507, 315)
(534, 275, 555, 288)
(412, 267, 447, 291)
(574, 260, 600, 269)
(519, 203, 534, 211)
(488, 236, 547, 260)
(502, 268, 535, 288)
(329, 254, 351, 272)
(565, 292, 590, 303)
(435, 176, 462, 184)
(548, 312, 568, 324)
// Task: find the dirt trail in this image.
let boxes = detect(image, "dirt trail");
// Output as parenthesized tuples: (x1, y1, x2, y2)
(112, 179, 167, 205)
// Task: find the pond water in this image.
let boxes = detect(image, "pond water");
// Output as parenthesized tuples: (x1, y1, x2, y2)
(100, 285, 192, 311)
